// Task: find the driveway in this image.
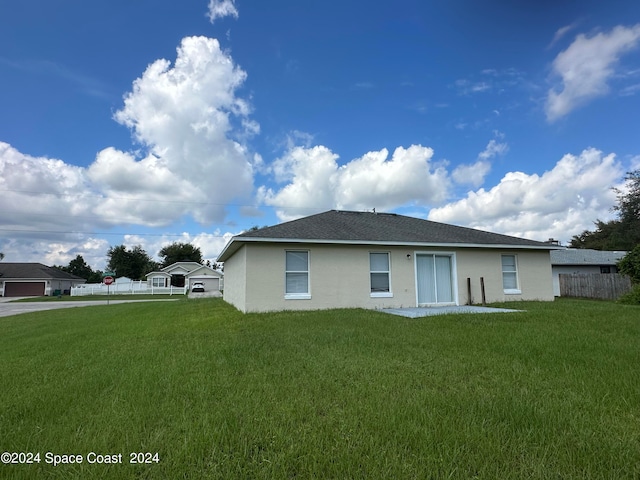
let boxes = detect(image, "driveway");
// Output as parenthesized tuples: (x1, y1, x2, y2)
(0, 298, 180, 318)
(188, 290, 222, 299)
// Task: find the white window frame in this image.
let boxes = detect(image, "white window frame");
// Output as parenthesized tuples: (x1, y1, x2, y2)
(285, 250, 311, 300)
(151, 277, 166, 288)
(370, 252, 393, 298)
(501, 254, 521, 294)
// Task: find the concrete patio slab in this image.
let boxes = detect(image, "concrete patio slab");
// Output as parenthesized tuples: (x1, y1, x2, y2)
(381, 305, 523, 318)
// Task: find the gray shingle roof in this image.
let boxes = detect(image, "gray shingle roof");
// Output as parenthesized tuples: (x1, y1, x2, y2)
(0, 263, 85, 280)
(219, 210, 556, 261)
(550, 249, 626, 266)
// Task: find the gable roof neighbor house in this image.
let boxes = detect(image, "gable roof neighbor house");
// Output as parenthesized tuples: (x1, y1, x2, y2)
(550, 249, 627, 296)
(550, 249, 626, 266)
(218, 210, 561, 313)
(0, 263, 86, 297)
(145, 261, 223, 292)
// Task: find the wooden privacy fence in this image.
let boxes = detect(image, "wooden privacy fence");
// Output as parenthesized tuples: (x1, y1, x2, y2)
(559, 273, 632, 300)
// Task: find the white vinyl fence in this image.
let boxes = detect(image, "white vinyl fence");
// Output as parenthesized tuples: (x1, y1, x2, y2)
(71, 279, 186, 296)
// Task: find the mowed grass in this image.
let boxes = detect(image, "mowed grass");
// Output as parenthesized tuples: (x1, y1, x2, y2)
(0, 299, 638, 479)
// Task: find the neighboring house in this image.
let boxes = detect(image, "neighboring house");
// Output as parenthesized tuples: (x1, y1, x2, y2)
(146, 261, 223, 292)
(217, 210, 560, 313)
(0, 263, 86, 297)
(550, 249, 626, 296)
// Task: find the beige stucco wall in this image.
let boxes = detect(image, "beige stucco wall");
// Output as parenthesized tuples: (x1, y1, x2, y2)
(223, 243, 554, 313)
(222, 244, 247, 311)
(455, 249, 554, 304)
(245, 244, 422, 312)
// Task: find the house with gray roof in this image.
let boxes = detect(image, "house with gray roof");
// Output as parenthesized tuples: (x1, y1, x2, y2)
(0, 263, 86, 297)
(217, 210, 560, 313)
(145, 261, 223, 292)
(550, 249, 626, 296)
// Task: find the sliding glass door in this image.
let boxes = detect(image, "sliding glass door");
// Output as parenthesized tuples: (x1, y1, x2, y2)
(416, 254, 455, 305)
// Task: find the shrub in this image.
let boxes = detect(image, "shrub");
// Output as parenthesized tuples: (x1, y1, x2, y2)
(617, 244, 640, 284)
(617, 284, 640, 305)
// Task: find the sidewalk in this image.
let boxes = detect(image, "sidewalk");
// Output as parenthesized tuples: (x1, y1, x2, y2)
(0, 298, 179, 318)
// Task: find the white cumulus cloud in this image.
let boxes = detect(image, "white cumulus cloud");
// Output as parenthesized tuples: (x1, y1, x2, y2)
(259, 144, 450, 221)
(0, 36, 257, 265)
(429, 148, 623, 243)
(478, 138, 508, 160)
(207, 0, 238, 23)
(546, 24, 640, 122)
(2, 37, 255, 231)
(452, 138, 508, 187)
(111, 35, 255, 225)
(0, 142, 101, 233)
(452, 161, 491, 188)
(87, 148, 205, 226)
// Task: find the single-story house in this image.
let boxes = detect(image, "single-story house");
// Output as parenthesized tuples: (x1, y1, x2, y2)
(217, 210, 560, 313)
(0, 263, 86, 297)
(550, 249, 627, 296)
(146, 261, 223, 292)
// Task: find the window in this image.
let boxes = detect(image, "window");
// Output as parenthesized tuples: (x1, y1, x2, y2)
(285, 251, 310, 298)
(600, 266, 611, 274)
(152, 277, 166, 288)
(370, 252, 392, 297)
(501, 255, 520, 294)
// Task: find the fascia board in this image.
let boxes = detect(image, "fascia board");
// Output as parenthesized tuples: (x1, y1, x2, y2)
(218, 237, 563, 260)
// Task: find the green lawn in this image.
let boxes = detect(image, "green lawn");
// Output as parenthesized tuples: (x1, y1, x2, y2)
(0, 298, 638, 479)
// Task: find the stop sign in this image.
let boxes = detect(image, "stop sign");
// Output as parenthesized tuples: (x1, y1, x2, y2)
(103, 276, 114, 285)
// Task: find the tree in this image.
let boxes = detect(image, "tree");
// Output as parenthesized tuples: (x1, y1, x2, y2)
(56, 254, 103, 283)
(617, 244, 640, 284)
(107, 245, 158, 280)
(66, 255, 94, 279)
(158, 242, 203, 268)
(205, 260, 221, 271)
(613, 170, 640, 247)
(0, 252, 4, 261)
(569, 220, 628, 250)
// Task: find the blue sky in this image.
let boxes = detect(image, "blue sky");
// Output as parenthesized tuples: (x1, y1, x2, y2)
(1, 0, 639, 268)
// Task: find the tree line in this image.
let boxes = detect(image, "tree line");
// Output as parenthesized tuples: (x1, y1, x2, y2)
(54, 242, 220, 282)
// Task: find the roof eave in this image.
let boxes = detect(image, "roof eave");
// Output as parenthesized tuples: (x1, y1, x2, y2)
(217, 236, 561, 261)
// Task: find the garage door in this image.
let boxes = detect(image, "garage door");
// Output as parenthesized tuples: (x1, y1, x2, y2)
(209, 278, 220, 291)
(4, 282, 46, 297)
(197, 278, 220, 291)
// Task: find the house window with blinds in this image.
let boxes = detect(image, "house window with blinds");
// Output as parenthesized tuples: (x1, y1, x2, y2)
(370, 252, 392, 297)
(285, 251, 310, 299)
(501, 254, 521, 294)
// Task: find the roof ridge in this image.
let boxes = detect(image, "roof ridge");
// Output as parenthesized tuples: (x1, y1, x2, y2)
(332, 209, 397, 215)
